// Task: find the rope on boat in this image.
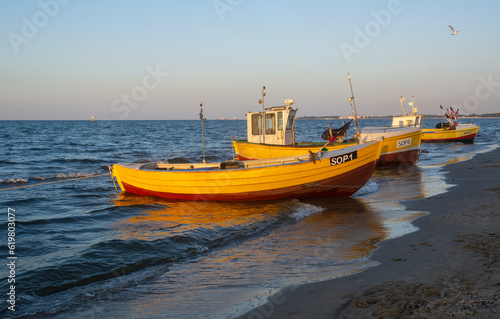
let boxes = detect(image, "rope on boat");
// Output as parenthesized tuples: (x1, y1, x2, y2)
(108, 166, 118, 192)
(0, 173, 111, 192)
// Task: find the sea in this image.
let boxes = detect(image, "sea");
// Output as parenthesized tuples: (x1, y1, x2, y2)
(1, 118, 499, 319)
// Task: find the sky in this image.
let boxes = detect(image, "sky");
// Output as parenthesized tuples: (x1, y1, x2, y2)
(1, 0, 499, 120)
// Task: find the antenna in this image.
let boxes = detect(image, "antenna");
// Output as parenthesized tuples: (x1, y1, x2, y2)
(199, 102, 207, 163)
(258, 86, 266, 143)
(347, 73, 360, 135)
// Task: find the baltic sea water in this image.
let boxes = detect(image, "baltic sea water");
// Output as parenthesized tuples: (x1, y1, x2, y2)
(1, 118, 498, 318)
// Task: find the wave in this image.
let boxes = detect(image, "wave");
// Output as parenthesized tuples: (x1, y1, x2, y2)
(0, 177, 28, 184)
(13, 236, 213, 298)
(3, 210, 281, 299)
(2, 264, 169, 319)
(0, 160, 17, 164)
(286, 199, 324, 220)
(352, 180, 379, 197)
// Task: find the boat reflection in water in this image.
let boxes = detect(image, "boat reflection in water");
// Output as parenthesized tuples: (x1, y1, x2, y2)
(361, 164, 449, 240)
(372, 165, 427, 201)
(297, 197, 386, 262)
(105, 194, 391, 318)
(112, 194, 290, 242)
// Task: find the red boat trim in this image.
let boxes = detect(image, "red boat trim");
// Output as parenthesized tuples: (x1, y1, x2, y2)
(378, 148, 420, 166)
(120, 160, 379, 201)
(236, 154, 256, 161)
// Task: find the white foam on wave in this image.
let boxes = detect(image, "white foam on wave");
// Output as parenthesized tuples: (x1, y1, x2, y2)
(288, 200, 324, 220)
(0, 178, 28, 184)
(352, 180, 379, 197)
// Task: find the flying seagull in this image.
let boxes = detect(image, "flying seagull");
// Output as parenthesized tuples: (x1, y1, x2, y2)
(449, 25, 459, 35)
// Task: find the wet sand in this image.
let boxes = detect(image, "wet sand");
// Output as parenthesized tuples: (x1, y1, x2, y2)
(239, 147, 500, 319)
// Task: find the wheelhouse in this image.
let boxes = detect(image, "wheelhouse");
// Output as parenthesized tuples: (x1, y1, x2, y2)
(246, 99, 297, 145)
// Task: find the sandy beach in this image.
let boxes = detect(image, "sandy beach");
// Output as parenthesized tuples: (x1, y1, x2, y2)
(240, 147, 500, 319)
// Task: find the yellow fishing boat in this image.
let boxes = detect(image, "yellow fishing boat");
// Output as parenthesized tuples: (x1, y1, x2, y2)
(391, 99, 479, 143)
(111, 139, 383, 201)
(422, 124, 479, 143)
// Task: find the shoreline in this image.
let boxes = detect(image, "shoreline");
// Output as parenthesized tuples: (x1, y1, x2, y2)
(239, 146, 500, 318)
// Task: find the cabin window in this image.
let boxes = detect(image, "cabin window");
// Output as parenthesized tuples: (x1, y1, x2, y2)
(286, 115, 295, 130)
(398, 120, 403, 127)
(251, 114, 262, 135)
(278, 112, 283, 131)
(265, 113, 275, 134)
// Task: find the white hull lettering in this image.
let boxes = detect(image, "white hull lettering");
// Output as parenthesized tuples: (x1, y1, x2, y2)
(330, 151, 358, 166)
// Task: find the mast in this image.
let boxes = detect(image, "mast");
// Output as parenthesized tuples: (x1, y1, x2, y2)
(199, 102, 207, 163)
(347, 73, 360, 135)
(258, 86, 266, 143)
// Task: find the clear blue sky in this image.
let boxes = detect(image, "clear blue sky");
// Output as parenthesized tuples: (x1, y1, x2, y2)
(1, 0, 499, 120)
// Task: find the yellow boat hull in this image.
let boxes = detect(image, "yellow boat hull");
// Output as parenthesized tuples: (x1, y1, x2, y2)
(422, 124, 479, 143)
(234, 127, 422, 166)
(112, 140, 383, 201)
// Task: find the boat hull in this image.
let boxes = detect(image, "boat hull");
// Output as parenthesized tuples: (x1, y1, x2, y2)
(234, 127, 422, 166)
(421, 124, 479, 143)
(112, 140, 383, 201)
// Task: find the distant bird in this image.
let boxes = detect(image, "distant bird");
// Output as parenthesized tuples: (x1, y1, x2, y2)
(448, 25, 459, 35)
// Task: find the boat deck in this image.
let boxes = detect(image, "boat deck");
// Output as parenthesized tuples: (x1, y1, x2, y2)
(121, 155, 313, 172)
